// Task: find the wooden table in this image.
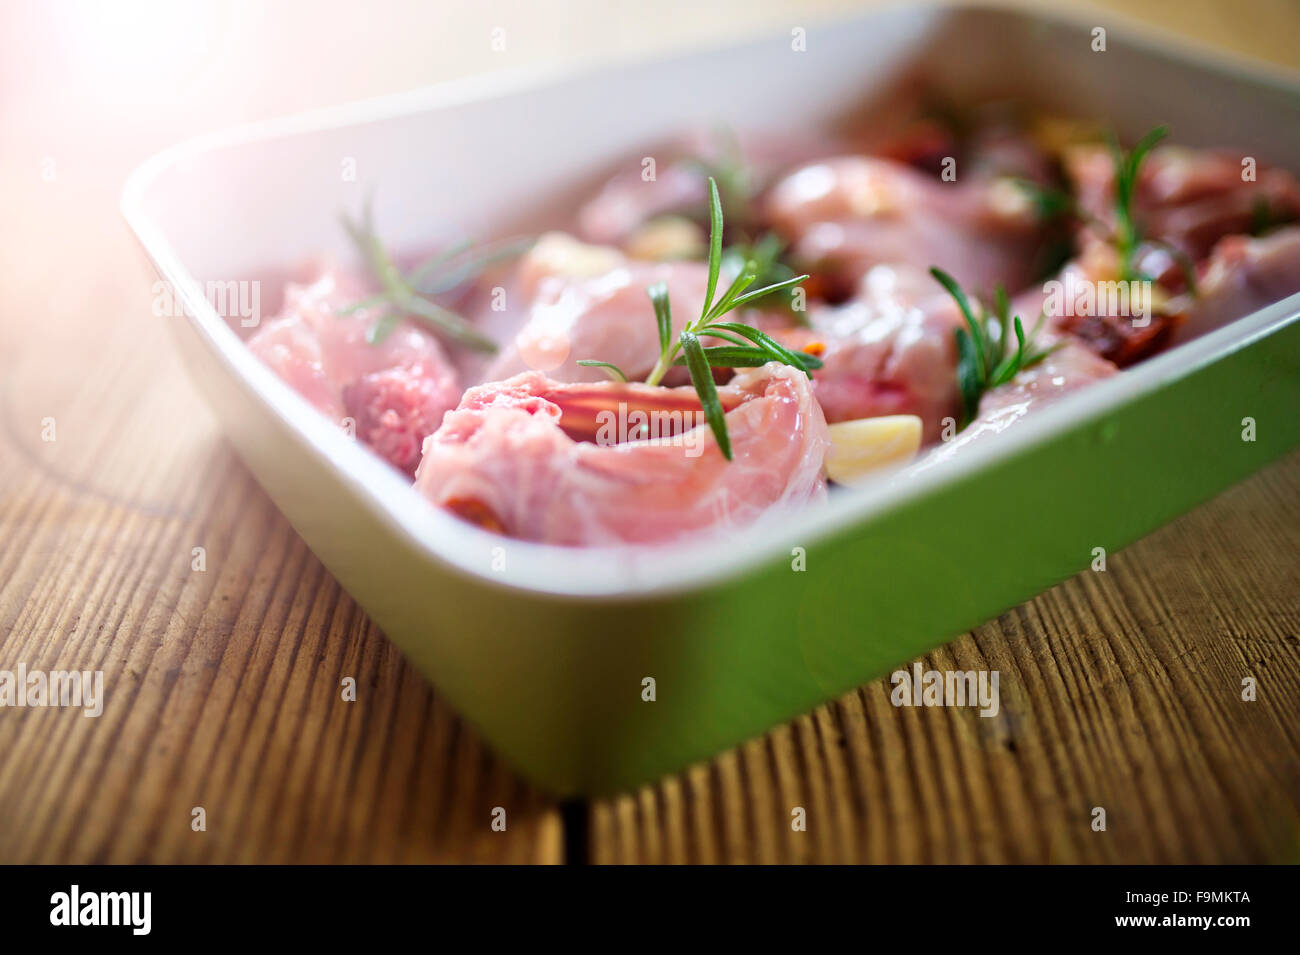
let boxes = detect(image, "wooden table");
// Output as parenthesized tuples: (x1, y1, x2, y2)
(2, 0, 1298, 864)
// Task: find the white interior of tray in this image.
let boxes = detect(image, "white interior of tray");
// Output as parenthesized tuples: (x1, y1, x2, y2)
(123, 3, 1300, 597)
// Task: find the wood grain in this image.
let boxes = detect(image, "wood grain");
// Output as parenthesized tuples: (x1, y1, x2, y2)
(1, 0, 1298, 865)
(0, 435, 561, 864)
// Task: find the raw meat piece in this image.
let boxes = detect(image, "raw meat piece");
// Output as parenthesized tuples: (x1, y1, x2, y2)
(764, 155, 1045, 296)
(577, 128, 848, 245)
(915, 337, 1118, 468)
(1012, 245, 1180, 367)
(485, 257, 712, 385)
(1066, 143, 1300, 263)
(772, 264, 964, 442)
(414, 363, 829, 546)
(247, 269, 462, 474)
(1179, 226, 1300, 342)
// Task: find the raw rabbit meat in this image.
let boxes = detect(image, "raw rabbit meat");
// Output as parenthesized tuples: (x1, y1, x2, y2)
(247, 270, 461, 474)
(414, 363, 829, 545)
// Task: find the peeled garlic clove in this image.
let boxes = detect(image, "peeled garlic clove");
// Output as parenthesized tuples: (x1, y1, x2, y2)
(517, 232, 625, 295)
(625, 216, 706, 261)
(825, 415, 922, 487)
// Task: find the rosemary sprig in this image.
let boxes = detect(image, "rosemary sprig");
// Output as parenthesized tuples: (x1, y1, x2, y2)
(1108, 124, 1167, 282)
(1111, 128, 1201, 293)
(407, 234, 535, 296)
(1018, 126, 1197, 295)
(720, 233, 808, 325)
(578, 177, 817, 460)
(339, 204, 528, 352)
(930, 267, 1059, 428)
(1022, 181, 1076, 222)
(684, 127, 757, 238)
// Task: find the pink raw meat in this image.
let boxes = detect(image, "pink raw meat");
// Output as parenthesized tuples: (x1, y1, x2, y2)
(917, 226, 1300, 467)
(769, 264, 965, 442)
(1179, 226, 1300, 342)
(485, 259, 712, 384)
(247, 269, 462, 474)
(764, 155, 1045, 295)
(577, 128, 850, 245)
(915, 337, 1118, 470)
(1066, 143, 1300, 263)
(1009, 248, 1180, 367)
(414, 363, 829, 546)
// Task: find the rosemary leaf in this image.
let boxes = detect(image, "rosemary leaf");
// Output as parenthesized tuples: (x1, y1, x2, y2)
(336, 293, 388, 316)
(702, 178, 724, 317)
(989, 316, 1027, 386)
(672, 345, 772, 368)
(697, 328, 751, 347)
(954, 327, 982, 425)
(576, 359, 629, 382)
(396, 292, 498, 353)
(672, 345, 822, 371)
(404, 238, 473, 290)
(339, 203, 507, 354)
(933, 267, 1056, 429)
(680, 331, 731, 460)
(365, 310, 403, 345)
(708, 322, 817, 377)
(929, 267, 987, 378)
(411, 236, 535, 295)
(992, 286, 1010, 366)
(722, 273, 808, 313)
(704, 264, 758, 322)
(1111, 125, 1168, 282)
(649, 281, 673, 355)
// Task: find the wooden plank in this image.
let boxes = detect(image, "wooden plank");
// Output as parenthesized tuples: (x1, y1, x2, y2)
(0, 452, 562, 863)
(589, 452, 1300, 863)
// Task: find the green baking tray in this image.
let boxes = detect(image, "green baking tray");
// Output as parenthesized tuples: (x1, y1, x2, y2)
(123, 3, 1300, 794)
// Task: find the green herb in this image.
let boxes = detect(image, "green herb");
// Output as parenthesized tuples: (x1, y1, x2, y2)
(406, 235, 535, 296)
(669, 323, 822, 372)
(339, 203, 530, 352)
(1015, 127, 1196, 297)
(575, 359, 629, 382)
(721, 233, 808, 324)
(684, 127, 757, 237)
(1111, 125, 1231, 297)
(1011, 178, 1077, 223)
(1251, 196, 1273, 236)
(679, 331, 730, 459)
(930, 267, 1059, 428)
(1246, 196, 1297, 238)
(1109, 125, 1168, 282)
(578, 177, 815, 460)
(670, 344, 821, 371)
(1005, 179, 1082, 282)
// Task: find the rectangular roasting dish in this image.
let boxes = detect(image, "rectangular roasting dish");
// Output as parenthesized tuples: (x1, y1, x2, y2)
(122, 3, 1300, 794)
